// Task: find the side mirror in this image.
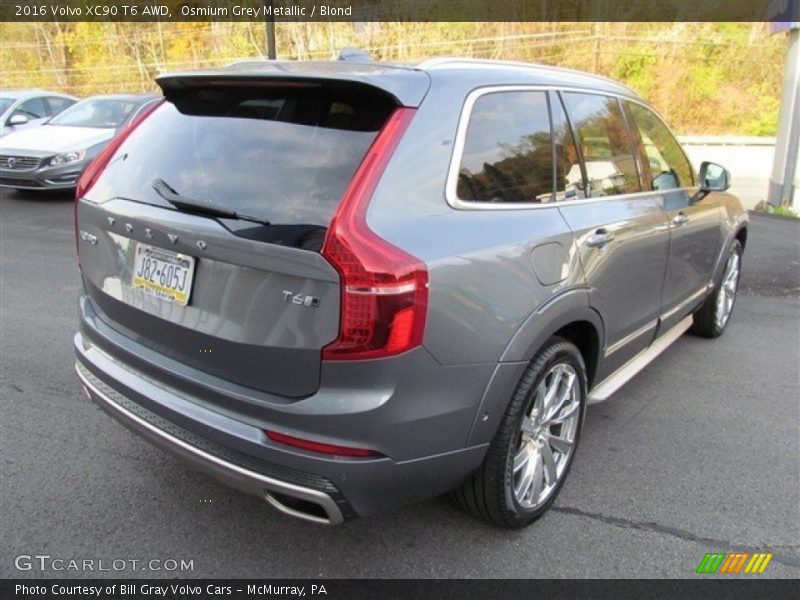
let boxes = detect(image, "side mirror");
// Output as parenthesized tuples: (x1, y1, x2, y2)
(8, 114, 28, 126)
(698, 161, 730, 192)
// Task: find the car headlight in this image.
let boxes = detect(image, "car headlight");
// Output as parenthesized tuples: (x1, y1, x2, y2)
(49, 150, 86, 166)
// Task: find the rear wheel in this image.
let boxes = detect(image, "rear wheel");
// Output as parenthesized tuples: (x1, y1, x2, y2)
(453, 337, 587, 528)
(691, 240, 742, 338)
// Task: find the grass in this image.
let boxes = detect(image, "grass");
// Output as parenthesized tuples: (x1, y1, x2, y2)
(772, 205, 800, 219)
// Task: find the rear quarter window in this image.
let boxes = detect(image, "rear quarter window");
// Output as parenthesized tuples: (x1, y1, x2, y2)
(456, 90, 555, 204)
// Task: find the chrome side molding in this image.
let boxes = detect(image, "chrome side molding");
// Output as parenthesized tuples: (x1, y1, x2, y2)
(604, 319, 658, 358)
(661, 287, 709, 322)
(588, 315, 693, 404)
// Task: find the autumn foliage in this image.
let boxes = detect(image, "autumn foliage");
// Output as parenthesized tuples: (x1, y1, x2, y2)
(0, 22, 787, 135)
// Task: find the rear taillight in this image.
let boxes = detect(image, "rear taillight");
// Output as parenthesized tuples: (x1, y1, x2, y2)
(75, 100, 163, 261)
(321, 107, 426, 361)
(75, 99, 163, 200)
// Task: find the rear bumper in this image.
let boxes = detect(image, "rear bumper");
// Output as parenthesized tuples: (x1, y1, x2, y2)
(74, 307, 490, 522)
(76, 361, 347, 524)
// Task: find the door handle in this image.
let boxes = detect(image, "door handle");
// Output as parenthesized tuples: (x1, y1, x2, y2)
(585, 229, 615, 248)
(672, 212, 689, 226)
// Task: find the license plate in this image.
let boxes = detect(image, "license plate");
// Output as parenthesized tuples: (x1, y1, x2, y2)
(132, 243, 195, 306)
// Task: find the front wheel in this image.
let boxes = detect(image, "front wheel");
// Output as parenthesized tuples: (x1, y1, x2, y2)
(453, 337, 587, 528)
(691, 240, 742, 338)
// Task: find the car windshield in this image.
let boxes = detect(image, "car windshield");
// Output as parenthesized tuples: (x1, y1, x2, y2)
(0, 98, 15, 113)
(48, 98, 139, 128)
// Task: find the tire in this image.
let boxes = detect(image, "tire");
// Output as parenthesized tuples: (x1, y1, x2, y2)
(690, 240, 742, 338)
(453, 336, 587, 528)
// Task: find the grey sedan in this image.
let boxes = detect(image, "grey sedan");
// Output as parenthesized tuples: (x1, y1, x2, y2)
(0, 93, 159, 191)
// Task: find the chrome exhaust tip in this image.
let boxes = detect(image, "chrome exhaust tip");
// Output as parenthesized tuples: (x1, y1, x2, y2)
(264, 489, 344, 526)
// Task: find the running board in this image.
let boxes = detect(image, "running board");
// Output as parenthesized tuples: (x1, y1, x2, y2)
(588, 315, 693, 404)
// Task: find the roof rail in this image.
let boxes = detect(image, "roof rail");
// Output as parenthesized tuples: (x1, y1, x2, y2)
(417, 57, 632, 90)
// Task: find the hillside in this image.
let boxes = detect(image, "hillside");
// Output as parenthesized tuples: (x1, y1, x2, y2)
(0, 22, 788, 135)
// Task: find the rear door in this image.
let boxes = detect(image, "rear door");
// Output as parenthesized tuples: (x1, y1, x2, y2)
(77, 80, 400, 397)
(623, 100, 721, 330)
(555, 92, 671, 377)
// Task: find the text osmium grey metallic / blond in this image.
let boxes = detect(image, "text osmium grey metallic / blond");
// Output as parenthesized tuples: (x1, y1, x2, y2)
(182, 4, 353, 17)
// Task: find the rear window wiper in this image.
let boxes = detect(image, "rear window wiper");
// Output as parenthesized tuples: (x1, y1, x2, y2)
(152, 178, 271, 227)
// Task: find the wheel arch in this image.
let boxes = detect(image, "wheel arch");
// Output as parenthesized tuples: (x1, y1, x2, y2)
(500, 287, 604, 381)
(711, 222, 748, 286)
(550, 320, 601, 389)
(735, 225, 748, 250)
(466, 287, 604, 446)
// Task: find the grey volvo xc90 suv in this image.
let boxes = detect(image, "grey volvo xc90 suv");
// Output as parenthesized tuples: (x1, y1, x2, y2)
(74, 58, 747, 527)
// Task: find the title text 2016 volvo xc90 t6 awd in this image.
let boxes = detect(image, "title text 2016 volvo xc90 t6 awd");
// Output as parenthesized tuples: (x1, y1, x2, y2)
(74, 58, 747, 527)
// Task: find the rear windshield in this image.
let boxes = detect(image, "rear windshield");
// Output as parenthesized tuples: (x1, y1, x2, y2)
(92, 82, 396, 234)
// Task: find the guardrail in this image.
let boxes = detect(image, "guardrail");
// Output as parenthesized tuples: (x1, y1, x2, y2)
(679, 136, 776, 147)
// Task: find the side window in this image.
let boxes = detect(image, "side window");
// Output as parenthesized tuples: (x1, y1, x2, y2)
(562, 93, 640, 197)
(46, 97, 75, 116)
(456, 91, 554, 204)
(551, 93, 586, 201)
(626, 101, 694, 190)
(12, 97, 48, 119)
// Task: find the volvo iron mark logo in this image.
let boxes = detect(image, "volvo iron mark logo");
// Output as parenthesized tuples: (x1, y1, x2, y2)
(6, 157, 16, 169)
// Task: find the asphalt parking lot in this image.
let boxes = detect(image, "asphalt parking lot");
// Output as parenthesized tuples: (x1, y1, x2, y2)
(1, 189, 798, 579)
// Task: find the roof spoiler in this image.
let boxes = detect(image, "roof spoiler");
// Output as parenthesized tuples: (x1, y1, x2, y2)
(156, 65, 430, 108)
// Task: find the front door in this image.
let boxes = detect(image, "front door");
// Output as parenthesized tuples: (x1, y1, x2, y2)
(623, 101, 721, 331)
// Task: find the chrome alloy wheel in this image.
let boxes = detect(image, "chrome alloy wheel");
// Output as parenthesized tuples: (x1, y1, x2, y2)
(512, 363, 581, 510)
(715, 251, 740, 329)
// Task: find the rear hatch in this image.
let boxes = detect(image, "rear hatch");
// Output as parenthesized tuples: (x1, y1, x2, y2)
(76, 68, 428, 398)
